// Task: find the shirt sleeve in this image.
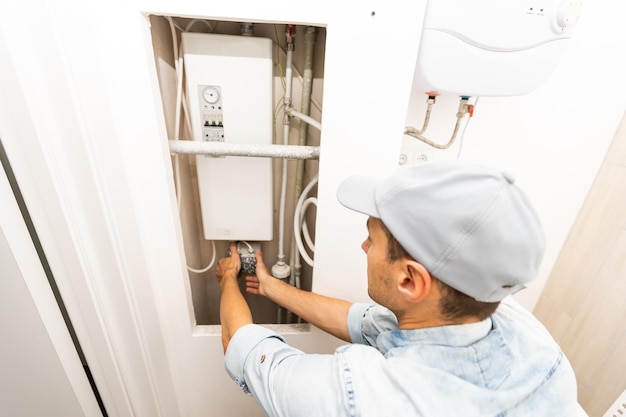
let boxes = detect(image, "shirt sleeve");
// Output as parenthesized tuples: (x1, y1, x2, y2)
(224, 324, 347, 417)
(347, 303, 398, 346)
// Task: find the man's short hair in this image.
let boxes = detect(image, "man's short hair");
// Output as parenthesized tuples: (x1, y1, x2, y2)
(381, 221, 499, 321)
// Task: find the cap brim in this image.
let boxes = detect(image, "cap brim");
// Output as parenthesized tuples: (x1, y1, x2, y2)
(336, 175, 381, 218)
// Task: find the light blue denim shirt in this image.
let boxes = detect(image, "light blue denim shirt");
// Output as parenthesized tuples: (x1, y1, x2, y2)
(224, 298, 586, 417)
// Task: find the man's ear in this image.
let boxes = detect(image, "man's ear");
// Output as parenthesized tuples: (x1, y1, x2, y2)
(396, 260, 432, 303)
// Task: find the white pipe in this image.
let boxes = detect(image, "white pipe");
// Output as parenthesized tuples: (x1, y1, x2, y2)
(274, 45, 294, 278)
(277, 124, 289, 258)
(287, 109, 321, 131)
(284, 46, 293, 110)
(168, 140, 319, 160)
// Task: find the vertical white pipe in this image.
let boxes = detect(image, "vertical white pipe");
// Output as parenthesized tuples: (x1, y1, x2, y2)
(284, 47, 293, 111)
(274, 47, 293, 275)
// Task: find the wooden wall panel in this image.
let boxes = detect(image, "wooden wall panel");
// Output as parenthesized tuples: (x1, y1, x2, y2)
(534, 112, 626, 417)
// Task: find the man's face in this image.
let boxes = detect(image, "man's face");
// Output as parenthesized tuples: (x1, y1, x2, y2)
(361, 217, 396, 308)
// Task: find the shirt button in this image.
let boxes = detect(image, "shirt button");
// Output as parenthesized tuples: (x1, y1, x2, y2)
(260, 354, 266, 363)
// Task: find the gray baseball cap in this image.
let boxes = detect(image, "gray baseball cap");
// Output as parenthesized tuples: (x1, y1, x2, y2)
(336, 160, 545, 302)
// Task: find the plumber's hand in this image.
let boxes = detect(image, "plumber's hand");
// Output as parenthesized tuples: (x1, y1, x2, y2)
(245, 251, 273, 297)
(216, 242, 241, 288)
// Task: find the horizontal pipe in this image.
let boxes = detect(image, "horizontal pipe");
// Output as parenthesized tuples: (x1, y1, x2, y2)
(168, 140, 320, 160)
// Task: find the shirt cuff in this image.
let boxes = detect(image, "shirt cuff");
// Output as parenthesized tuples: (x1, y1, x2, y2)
(224, 324, 286, 393)
(347, 303, 374, 344)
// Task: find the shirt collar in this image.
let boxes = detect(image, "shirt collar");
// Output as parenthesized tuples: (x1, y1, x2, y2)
(376, 317, 493, 355)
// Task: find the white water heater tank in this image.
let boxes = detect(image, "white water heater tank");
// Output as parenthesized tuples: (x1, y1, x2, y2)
(412, 0, 582, 96)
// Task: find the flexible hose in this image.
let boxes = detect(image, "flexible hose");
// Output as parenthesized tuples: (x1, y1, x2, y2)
(293, 175, 318, 267)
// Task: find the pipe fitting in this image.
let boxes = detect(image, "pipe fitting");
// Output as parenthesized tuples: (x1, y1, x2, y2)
(271, 261, 291, 279)
(285, 24, 296, 51)
(240, 23, 254, 36)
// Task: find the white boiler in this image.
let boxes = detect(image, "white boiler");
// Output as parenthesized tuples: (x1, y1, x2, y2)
(182, 32, 273, 241)
(412, 0, 583, 96)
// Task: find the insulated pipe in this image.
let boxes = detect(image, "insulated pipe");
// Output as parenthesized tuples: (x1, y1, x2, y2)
(168, 140, 319, 160)
(289, 26, 317, 291)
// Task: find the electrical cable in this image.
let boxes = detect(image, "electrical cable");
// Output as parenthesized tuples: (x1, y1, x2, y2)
(185, 19, 214, 32)
(166, 16, 217, 274)
(274, 25, 286, 91)
(456, 97, 479, 158)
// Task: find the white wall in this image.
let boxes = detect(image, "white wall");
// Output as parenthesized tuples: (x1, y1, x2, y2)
(0, 0, 624, 416)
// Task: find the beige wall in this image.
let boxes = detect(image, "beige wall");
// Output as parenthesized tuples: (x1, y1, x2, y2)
(534, 112, 626, 417)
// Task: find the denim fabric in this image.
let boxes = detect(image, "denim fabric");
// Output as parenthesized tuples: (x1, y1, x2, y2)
(224, 297, 585, 417)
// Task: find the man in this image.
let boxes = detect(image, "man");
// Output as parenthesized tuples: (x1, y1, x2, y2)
(216, 160, 586, 416)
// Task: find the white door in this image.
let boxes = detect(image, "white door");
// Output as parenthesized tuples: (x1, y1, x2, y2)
(0, 153, 103, 417)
